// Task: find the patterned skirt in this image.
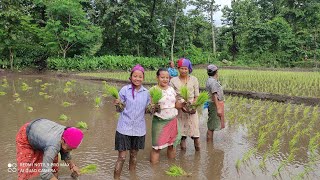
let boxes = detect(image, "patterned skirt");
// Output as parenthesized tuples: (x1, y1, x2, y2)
(16, 123, 59, 180)
(115, 131, 145, 151)
(152, 116, 180, 150)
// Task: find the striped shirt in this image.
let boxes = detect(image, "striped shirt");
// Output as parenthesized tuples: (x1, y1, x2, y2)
(116, 84, 150, 136)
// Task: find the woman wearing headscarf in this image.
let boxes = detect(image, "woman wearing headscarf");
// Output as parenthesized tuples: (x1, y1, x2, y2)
(113, 64, 151, 179)
(169, 58, 201, 151)
(16, 118, 84, 180)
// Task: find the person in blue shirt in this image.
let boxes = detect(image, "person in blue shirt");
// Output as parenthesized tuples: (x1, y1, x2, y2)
(168, 60, 178, 79)
(113, 64, 150, 179)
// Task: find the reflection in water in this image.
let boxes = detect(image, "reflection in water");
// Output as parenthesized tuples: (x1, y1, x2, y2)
(0, 75, 319, 180)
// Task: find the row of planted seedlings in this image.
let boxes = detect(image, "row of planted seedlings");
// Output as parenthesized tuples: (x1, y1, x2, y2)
(79, 69, 320, 98)
(225, 96, 320, 179)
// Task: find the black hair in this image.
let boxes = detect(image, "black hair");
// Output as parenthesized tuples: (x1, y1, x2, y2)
(64, 126, 71, 131)
(207, 69, 217, 76)
(156, 68, 169, 77)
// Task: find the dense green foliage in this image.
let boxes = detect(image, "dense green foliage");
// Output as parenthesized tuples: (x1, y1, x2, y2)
(0, 0, 320, 70)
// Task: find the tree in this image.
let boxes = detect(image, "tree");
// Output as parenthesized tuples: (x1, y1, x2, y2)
(0, 0, 37, 70)
(189, 0, 219, 57)
(42, 0, 102, 58)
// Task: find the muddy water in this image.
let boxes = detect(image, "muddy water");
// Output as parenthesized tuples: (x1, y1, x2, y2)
(0, 75, 319, 180)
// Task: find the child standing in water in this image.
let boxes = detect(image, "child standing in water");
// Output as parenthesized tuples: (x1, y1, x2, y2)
(150, 68, 183, 164)
(170, 58, 201, 151)
(113, 64, 150, 179)
(205, 64, 225, 141)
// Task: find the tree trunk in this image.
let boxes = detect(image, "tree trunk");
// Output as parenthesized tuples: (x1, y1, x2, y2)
(210, 0, 216, 58)
(63, 50, 66, 58)
(171, 0, 179, 61)
(9, 48, 14, 70)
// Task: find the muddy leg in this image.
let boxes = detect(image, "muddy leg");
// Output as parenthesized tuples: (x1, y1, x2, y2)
(150, 149, 160, 164)
(194, 137, 200, 151)
(129, 150, 138, 171)
(114, 151, 126, 179)
(180, 136, 187, 150)
(207, 130, 213, 142)
(167, 145, 176, 159)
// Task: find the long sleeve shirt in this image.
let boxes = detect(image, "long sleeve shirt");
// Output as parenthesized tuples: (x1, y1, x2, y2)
(116, 84, 150, 136)
(26, 119, 71, 180)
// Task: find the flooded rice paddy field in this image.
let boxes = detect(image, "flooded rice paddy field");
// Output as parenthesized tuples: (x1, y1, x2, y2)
(0, 75, 319, 180)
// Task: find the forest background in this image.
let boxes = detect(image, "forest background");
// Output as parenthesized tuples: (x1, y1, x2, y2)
(1, 0, 319, 70)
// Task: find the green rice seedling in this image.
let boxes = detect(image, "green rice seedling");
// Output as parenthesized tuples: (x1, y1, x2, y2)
(59, 114, 69, 121)
(191, 92, 209, 109)
(235, 159, 241, 170)
(179, 86, 189, 102)
(13, 93, 19, 98)
(105, 84, 125, 111)
(80, 164, 97, 174)
(95, 97, 101, 108)
(2, 78, 8, 87)
(241, 148, 257, 164)
(63, 87, 72, 93)
(39, 92, 47, 96)
(34, 79, 42, 83)
(146, 86, 163, 114)
(76, 121, 88, 130)
(21, 82, 32, 91)
(308, 133, 320, 155)
(149, 86, 163, 104)
(0, 91, 6, 95)
(65, 81, 73, 87)
(14, 98, 22, 103)
(165, 165, 191, 177)
(62, 101, 74, 107)
(44, 95, 53, 99)
(289, 132, 301, 151)
(105, 85, 120, 99)
(27, 106, 33, 112)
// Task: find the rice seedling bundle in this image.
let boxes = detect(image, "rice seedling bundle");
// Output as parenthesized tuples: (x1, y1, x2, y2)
(0, 91, 6, 95)
(21, 83, 32, 91)
(179, 86, 189, 102)
(27, 106, 33, 112)
(146, 86, 162, 114)
(165, 165, 191, 177)
(76, 121, 88, 130)
(80, 164, 97, 174)
(59, 114, 69, 121)
(106, 85, 119, 99)
(62, 101, 73, 107)
(191, 92, 209, 108)
(104, 83, 125, 112)
(149, 86, 163, 104)
(95, 97, 101, 108)
(34, 79, 42, 83)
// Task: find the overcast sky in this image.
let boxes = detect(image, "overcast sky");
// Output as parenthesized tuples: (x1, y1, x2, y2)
(214, 0, 231, 26)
